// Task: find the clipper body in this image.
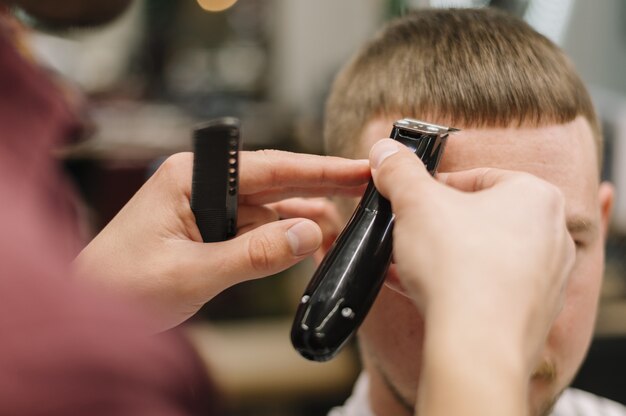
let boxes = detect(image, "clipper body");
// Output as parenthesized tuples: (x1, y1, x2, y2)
(291, 119, 458, 361)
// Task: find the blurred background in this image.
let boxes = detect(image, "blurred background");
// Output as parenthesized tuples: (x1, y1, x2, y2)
(21, 0, 626, 414)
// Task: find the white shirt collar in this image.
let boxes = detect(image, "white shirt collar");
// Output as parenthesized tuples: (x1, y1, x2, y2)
(329, 373, 626, 416)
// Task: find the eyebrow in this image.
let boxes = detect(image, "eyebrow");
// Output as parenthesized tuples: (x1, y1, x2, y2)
(566, 215, 597, 236)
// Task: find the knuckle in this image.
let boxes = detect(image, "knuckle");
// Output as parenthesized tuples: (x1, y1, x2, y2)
(156, 152, 192, 182)
(247, 233, 280, 273)
(513, 174, 561, 199)
(254, 149, 280, 184)
(377, 156, 416, 184)
(255, 148, 284, 164)
(522, 180, 566, 220)
(549, 187, 566, 211)
(476, 167, 497, 191)
(537, 182, 564, 208)
(394, 193, 421, 215)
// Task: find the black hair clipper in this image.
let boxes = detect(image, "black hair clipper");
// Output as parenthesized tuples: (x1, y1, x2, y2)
(191, 117, 241, 242)
(291, 118, 459, 361)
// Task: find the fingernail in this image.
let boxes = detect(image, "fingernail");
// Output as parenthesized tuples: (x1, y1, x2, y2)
(370, 140, 399, 169)
(287, 221, 322, 256)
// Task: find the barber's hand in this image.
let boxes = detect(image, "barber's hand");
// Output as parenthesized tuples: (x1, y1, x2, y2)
(369, 139, 574, 368)
(73, 151, 369, 332)
(370, 139, 575, 416)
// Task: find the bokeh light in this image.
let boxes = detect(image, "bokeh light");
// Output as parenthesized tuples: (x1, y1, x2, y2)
(196, 0, 238, 13)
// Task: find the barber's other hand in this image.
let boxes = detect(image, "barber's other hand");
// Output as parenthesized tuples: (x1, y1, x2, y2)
(369, 139, 574, 366)
(73, 151, 369, 332)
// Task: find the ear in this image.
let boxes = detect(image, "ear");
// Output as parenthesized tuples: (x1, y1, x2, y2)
(598, 181, 615, 239)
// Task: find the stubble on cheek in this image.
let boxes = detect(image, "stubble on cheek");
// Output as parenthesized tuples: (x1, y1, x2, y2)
(358, 338, 417, 415)
(532, 359, 557, 383)
(530, 355, 580, 416)
(379, 361, 417, 413)
(358, 296, 425, 415)
(362, 330, 569, 416)
(372, 355, 566, 416)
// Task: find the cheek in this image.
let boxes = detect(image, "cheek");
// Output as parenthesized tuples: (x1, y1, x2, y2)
(358, 285, 425, 398)
(545, 245, 604, 383)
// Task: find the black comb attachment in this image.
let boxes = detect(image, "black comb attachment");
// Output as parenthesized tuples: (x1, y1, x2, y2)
(191, 117, 241, 243)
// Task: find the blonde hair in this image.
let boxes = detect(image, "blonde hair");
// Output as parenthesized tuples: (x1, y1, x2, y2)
(324, 8, 601, 165)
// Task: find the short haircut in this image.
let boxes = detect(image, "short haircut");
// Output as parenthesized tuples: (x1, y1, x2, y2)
(324, 8, 602, 167)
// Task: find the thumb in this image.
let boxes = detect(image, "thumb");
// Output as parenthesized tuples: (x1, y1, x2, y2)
(181, 218, 322, 296)
(369, 139, 436, 206)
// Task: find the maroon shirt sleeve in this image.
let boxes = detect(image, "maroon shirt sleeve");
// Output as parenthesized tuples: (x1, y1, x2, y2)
(0, 15, 220, 416)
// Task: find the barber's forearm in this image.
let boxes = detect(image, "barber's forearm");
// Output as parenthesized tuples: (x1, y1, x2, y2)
(417, 311, 529, 416)
(10, 0, 132, 27)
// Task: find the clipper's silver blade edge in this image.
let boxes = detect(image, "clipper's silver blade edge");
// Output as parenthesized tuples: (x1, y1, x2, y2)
(394, 118, 459, 135)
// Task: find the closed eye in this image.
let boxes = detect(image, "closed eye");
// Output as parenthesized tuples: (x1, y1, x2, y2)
(567, 215, 597, 249)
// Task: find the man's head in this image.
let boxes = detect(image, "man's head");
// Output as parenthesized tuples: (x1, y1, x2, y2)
(322, 8, 614, 416)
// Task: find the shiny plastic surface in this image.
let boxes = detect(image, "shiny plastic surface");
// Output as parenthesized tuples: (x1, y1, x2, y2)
(291, 119, 454, 361)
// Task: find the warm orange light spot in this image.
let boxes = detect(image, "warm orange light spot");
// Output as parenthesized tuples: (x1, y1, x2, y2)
(196, 0, 238, 12)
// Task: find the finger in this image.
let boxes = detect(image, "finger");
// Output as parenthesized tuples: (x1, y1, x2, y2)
(369, 139, 436, 208)
(551, 230, 575, 322)
(149, 152, 194, 197)
(559, 228, 576, 289)
(269, 197, 344, 245)
(437, 167, 527, 193)
(237, 205, 279, 233)
(240, 183, 367, 205)
(239, 150, 370, 195)
(149, 151, 370, 201)
(269, 198, 341, 225)
(179, 218, 323, 296)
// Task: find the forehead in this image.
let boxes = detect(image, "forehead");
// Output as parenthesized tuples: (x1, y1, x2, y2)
(358, 116, 600, 216)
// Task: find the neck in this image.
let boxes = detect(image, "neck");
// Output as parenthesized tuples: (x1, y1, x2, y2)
(364, 361, 414, 416)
